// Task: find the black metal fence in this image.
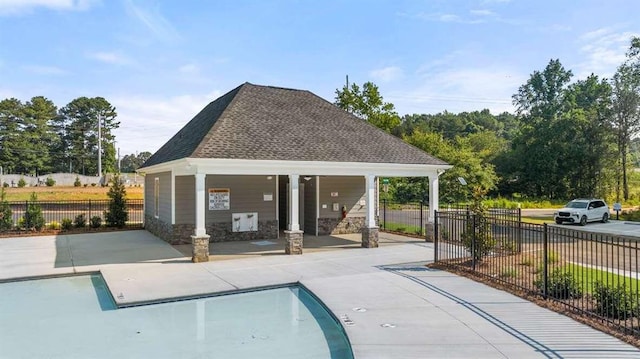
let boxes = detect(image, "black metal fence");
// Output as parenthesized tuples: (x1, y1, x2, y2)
(1, 199, 144, 233)
(379, 200, 521, 237)
(434, 210, 640, 336)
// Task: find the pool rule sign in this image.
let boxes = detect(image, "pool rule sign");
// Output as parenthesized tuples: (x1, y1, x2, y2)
(209, 188, 230, 210)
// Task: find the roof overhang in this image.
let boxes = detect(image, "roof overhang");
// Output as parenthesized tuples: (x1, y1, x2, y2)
(138, 158, 452, 177)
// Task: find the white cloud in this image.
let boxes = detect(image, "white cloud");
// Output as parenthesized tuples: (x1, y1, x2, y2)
(369, 66, 403, 82)
(87, 51, 133, 66)
(111, 90, 222, 154)
(575, 27, 638, 79)
(123, 0, 179, 42)
(22, 64, 67, 75)
(0, 0, 96, 15)
(470, 9, 495, 16)
(388, 66, 524, 115)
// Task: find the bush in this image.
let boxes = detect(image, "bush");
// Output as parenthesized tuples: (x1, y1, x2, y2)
(61, 218, 73, 230)
(0, 188, 13, 231)
(90, 216, 102, 228)
(534, 270, 582, 299)
(74, 176, 81, 187)
(83, 183, 88, 187)
(24, 193, 44, 231)
(2, 182, 8, 188)
(461, 187, 496, 261)
(45, 176, 55, 187)
(17, 177, 26, 188)
(74, 214, 87, 228)
(105, 174, 128, 227)
(593, 281, 636, 319)
(48, 221, 61, 230)
(90, 183, 96, 187)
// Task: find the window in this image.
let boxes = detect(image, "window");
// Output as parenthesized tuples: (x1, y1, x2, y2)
(154, 178, 160, 218)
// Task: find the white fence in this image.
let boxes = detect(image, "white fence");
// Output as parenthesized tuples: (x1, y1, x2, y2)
(0, 173, 144, 187)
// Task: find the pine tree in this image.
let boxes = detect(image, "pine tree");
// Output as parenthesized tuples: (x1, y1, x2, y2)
(0, 187, 13, 231)
(24, 192, 44, 231)
(105, 174, 128, 227)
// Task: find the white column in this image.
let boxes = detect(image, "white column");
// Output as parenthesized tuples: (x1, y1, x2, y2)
(194, 173, 207, 236)
(428, 174, 439, 223)
(171, 171, 176, 225)
(366, 174, 376, 228)
(289, 174, 300, 231)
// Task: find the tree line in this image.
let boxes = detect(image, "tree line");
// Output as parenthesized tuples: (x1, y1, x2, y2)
(0, 96, 150, 176)
(336, 37, 640, 203)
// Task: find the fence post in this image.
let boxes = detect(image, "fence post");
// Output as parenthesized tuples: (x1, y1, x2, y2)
(434, 210, 439, 262)
(471, 213, 477, 271)
(516, 207, 522, 253)
(382, 199, 386, 231)
(88, 200, 92, 221)
(543, 223, 548, 299)
(420, 201, 424, 236)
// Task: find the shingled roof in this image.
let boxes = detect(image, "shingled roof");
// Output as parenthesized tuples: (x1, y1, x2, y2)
(142, 83, 447, 168)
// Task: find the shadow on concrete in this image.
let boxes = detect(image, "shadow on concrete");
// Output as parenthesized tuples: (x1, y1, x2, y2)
(54, 230, 186, 268)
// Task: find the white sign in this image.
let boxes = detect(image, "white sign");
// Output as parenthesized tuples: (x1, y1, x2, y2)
(613, 202, 622, 211)
(209, 188, 230, 210)
(263, 192, 273, 201)
(331, 192, 339, 197)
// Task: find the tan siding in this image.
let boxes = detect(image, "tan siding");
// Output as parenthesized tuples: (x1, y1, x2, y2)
(175, 175, 195, 224)
(205, 175, 277, 223)
(145, 172, 172, 222)
(303, 176, 317, 234)
(318, 176, 366, 218)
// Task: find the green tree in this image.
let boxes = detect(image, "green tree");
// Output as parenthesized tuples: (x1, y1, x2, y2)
(20, 96, 58, 174)
(610, 38, 640, 200)
(335, 81, 400, 132)
(57, 97, 119, 175)
(0, 188, 13, 231)
(120, 151, 152, 172)
(0, 98, 22, 174)
(105, 174, 128, 227)
(24, 192, 44, 231)
(511, 59, 574, 199)
(404, 130, 498, 203)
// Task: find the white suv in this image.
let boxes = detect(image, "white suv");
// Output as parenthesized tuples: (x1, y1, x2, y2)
(554, 199, 610, 226)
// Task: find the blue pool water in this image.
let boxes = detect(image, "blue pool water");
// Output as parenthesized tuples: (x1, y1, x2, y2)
(0, 274, 353, 358)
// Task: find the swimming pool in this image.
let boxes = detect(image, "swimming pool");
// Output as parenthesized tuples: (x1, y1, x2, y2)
(0, 274, 353, 358)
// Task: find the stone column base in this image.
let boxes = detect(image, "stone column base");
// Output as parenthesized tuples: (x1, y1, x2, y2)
(284, 230, 304, 255)
(425, 222, 436, 242)
(361, 227, 379, 248)
(191, 235, 211, 263)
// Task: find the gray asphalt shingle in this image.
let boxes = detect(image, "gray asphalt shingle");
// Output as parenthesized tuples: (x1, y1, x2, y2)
(142, 83, 447, 168)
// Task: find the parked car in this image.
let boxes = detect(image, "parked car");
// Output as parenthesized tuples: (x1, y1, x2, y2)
(554, 199, 610, 225)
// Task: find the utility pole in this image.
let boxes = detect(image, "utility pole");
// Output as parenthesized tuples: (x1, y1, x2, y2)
(97, 114, 102, 178)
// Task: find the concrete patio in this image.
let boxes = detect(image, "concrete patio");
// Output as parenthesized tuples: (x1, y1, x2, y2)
(0, 230, 638, 358)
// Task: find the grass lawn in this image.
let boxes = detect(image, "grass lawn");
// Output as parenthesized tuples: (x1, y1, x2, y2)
(380, 221, 423, 235)
(521, 216, 554, 224)
(1, 186, 144, 201)
(561, 262, 640, 294)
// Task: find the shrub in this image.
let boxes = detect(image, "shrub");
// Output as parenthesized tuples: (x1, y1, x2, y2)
(0, 188, 13, 231)
(461, 187, 496, 261)
(74, 176, 81, 187)
(90, 216, 102, 228)
(593, 281, 636, 319)
(83, 184, 88, 187)
(2, 182, 8, 188)
(534, 270, 582, 299)
(61, 218, 73, 230)
(105, 174, 128, 227)
(74, 213, 87, 228)
(90, 183, 96, 187)
(48, 221, 61, 230)
(17, 177, 26, 188)
(24, 193, 44, 231)
(45, 176, 55, 187)
(17, 217, 24, 228)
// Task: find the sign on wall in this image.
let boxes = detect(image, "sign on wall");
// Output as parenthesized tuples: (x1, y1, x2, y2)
(209, 188, 230, 210)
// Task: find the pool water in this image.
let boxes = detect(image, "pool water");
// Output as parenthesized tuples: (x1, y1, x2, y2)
(0, 274, 353, 359)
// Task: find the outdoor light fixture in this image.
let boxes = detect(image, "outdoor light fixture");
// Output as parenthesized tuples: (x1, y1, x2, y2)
(303, 176, 312, 181)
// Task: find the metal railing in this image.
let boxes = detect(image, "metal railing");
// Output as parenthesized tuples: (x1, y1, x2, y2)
(1, 199, 144, 234)
(434, 210, 640, 336)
